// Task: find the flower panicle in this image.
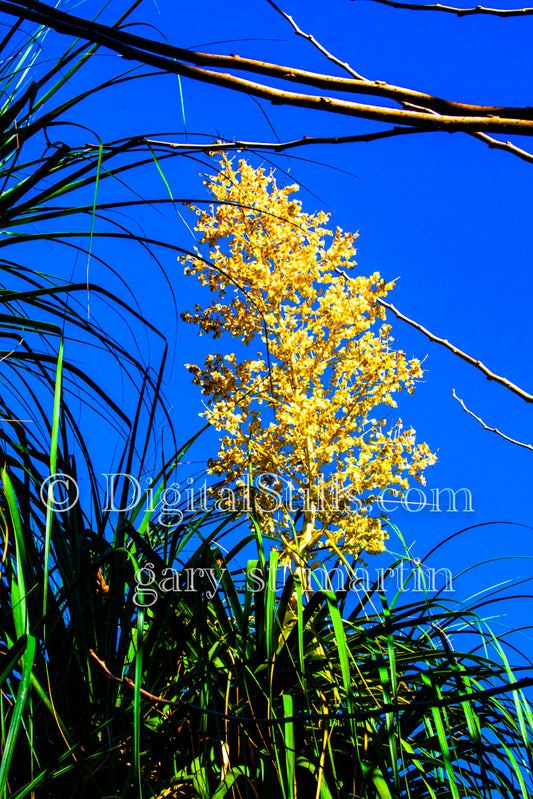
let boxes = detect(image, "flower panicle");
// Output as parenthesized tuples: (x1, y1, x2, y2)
(181, 154, 436, 564)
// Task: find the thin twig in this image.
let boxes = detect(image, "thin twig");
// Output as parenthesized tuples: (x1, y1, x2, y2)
(250, 4, 533, 169)
(378, 297, 533, 403)
(356, 0, 533, 16)
(246, 0, 533, 168)
(471, 132, 533, 165)
(266, 0, 367, 80)
(270, 0, 515, 178)
(144, 127, 426, 152)
(89, 649, 188, 705)
(453, 390, 533, 451)
(334, 268, 533, 403)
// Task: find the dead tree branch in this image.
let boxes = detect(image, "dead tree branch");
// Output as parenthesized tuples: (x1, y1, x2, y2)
(378, 297, 533, 403)
(266, 3, 533, 163)
(144, 128, 426, 152)
(453, 390, 533, 450)
(471, 132, 533, 164)
(334, 267, 533, 404)
(266, 0, 367, 80)
(2, 0, 533, 138)
(355, 0, 533, 17)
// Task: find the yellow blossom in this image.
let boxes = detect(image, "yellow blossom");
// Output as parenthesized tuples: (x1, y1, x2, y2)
(181, 155, 436, 565)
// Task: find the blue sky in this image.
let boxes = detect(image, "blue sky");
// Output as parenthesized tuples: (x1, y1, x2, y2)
(13, 0, 533, 651)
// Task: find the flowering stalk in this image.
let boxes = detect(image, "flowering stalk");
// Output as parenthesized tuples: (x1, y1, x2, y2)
(182, 155, 435, 565)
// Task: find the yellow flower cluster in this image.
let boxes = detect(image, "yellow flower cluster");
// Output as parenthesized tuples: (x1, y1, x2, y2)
(181, 155, 435, 564)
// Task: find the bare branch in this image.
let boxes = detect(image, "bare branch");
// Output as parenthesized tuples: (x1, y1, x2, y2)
(266, 0, 367, 80)
(3, 0, 533, 134)
(453, 390, 533, 451)
(378, 297, 533, 403)
(144, 127, 426, 152)
(356, 0, 533, 17)
(378, 296, 533, 403)
(178, 79, 533, 135)
(472, 132, 533, 164)
(261, 3, 533, 168)
(89, 649, 187, 706)
(334, 268, 533, 403)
